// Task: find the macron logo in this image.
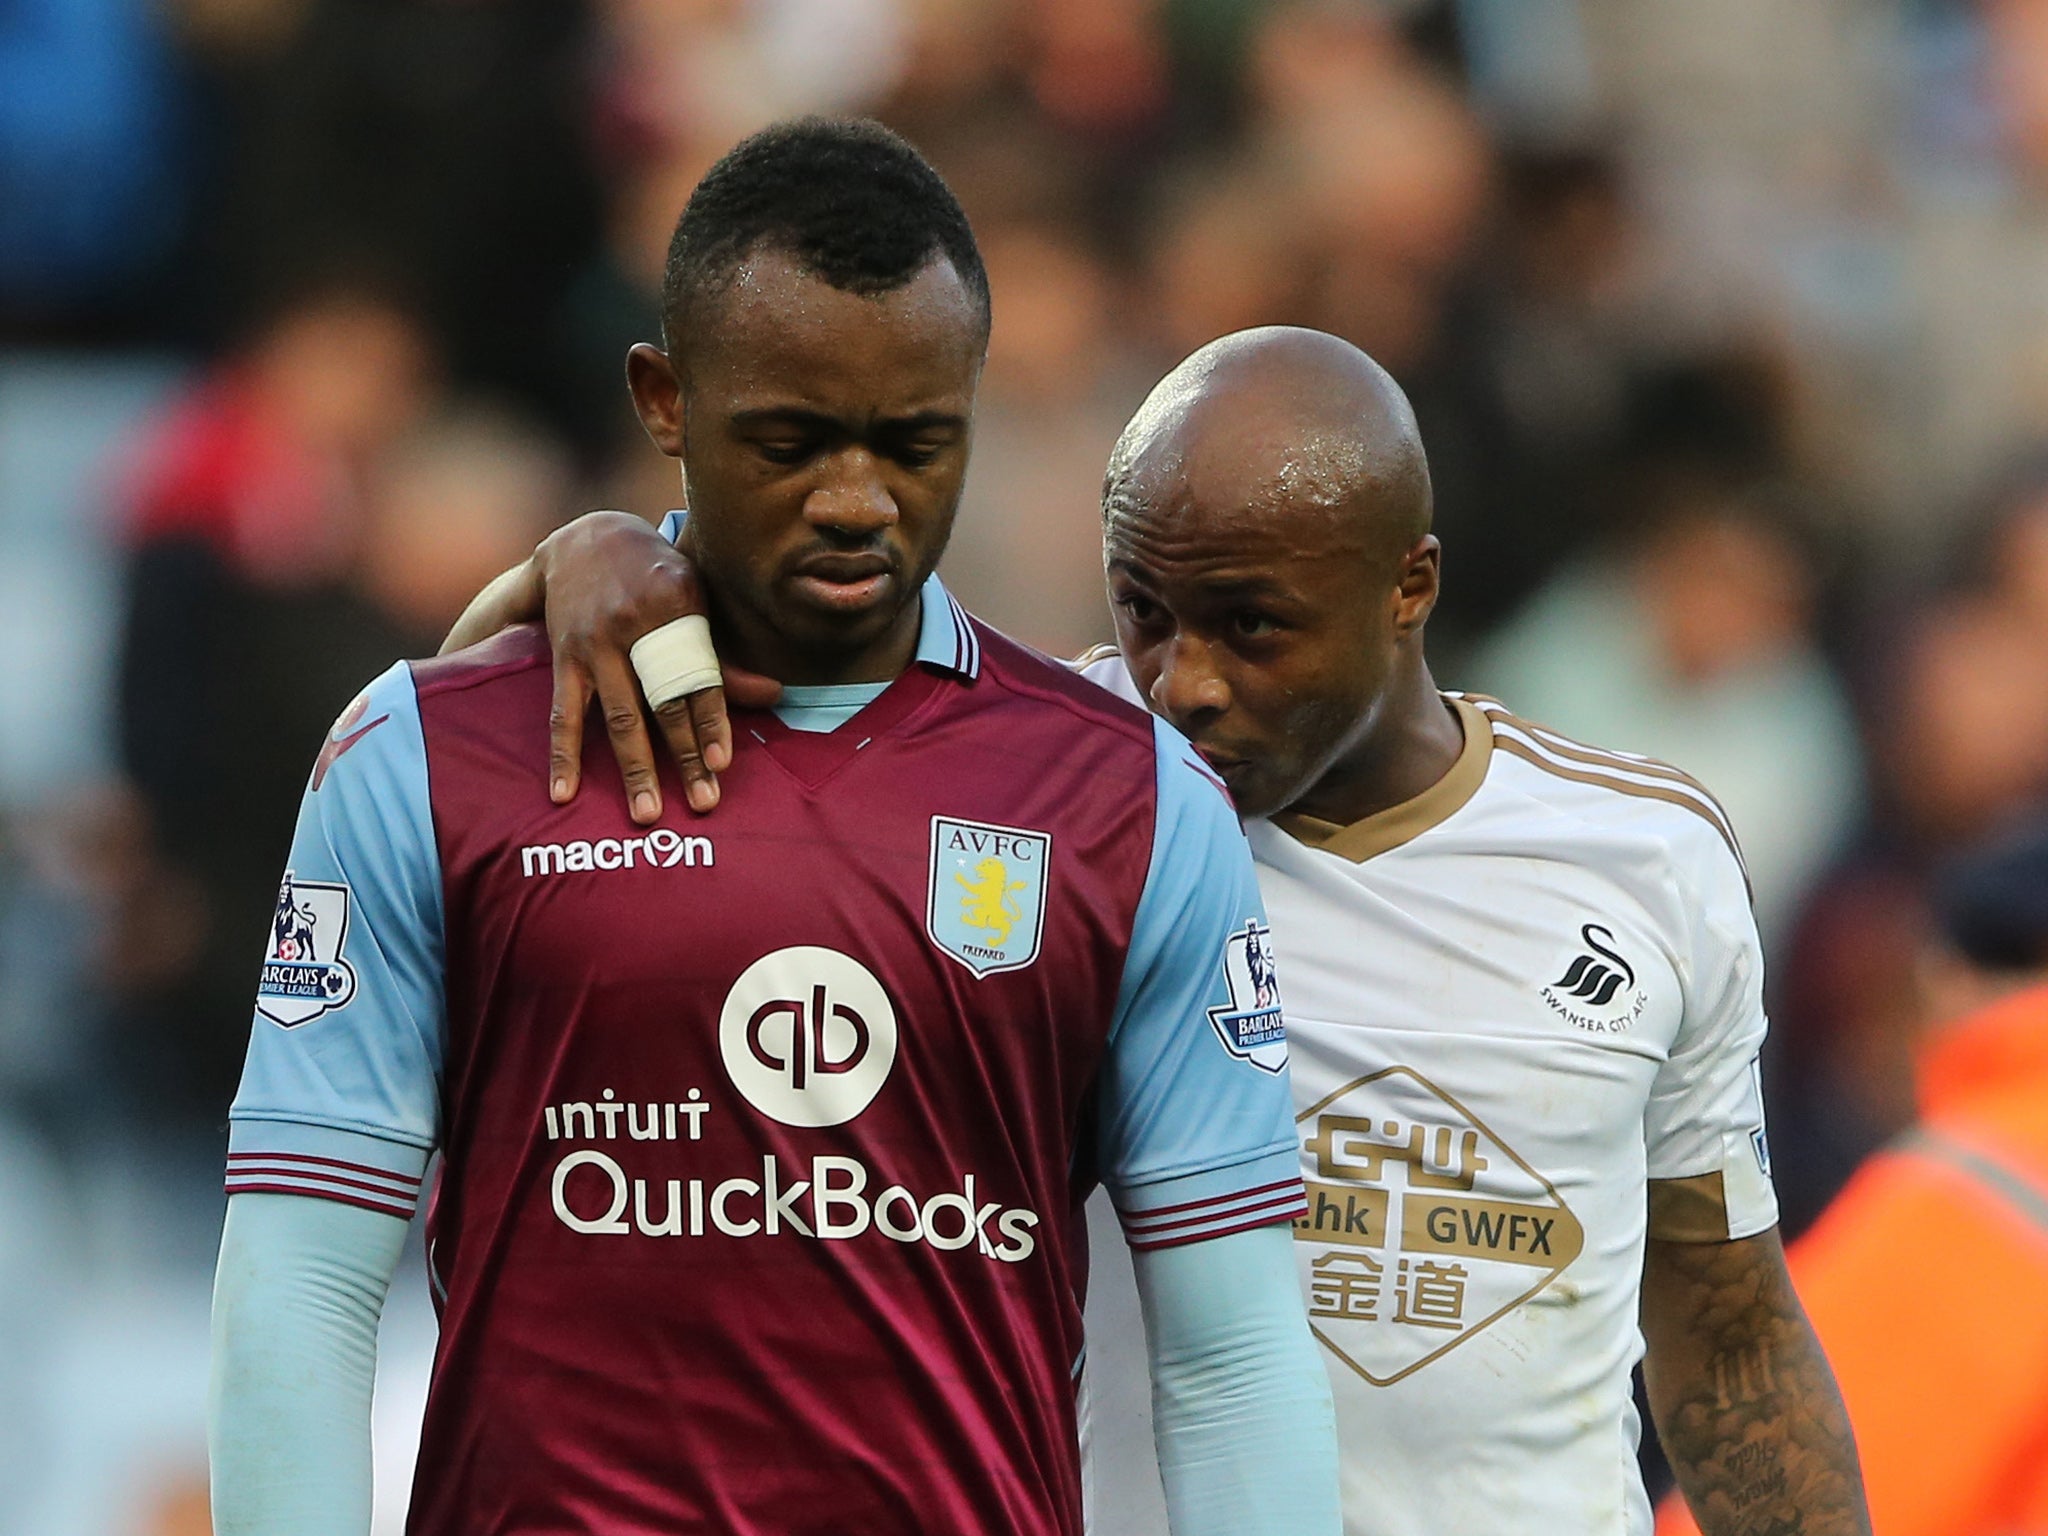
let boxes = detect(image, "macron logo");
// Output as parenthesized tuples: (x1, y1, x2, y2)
(520, 828, 714, 879)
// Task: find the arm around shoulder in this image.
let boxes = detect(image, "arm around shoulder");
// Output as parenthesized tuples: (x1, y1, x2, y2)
(440, 558, 542, 655)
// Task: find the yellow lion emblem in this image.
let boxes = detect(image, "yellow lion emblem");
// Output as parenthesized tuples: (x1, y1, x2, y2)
(956, 856, 1028, 948)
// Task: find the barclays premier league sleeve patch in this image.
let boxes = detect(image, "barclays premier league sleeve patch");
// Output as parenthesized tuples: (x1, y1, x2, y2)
(256, 872, 360, 1027)
(1208, 920, 1288, 1073)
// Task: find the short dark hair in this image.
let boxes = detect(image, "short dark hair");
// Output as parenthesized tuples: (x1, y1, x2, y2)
(660, 117, 991, 350)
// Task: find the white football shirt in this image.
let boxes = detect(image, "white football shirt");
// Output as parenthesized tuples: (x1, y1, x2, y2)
(1077, 659, 1778, 1536)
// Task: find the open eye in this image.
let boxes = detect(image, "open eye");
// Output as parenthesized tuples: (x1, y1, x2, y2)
(1116, 592, 1167, 629)
(1231, 610, 1280, 640)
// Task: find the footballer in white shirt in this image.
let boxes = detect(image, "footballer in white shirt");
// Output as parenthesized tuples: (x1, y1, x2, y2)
(448, 327, 1870, 1536)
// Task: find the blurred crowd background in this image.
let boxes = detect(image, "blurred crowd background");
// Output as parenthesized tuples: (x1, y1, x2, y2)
(7, 0, 2048, 1530)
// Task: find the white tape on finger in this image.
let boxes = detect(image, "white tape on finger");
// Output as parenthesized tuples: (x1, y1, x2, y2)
(630, 615, 722, 710)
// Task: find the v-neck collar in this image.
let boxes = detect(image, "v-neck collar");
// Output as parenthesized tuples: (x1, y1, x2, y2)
(739, 662, 953, 789)
(1271, 696, 1492, 863)
(730, 576, 984, 790)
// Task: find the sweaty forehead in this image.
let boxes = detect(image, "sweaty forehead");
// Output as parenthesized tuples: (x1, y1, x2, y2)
(1110, 399, 1376, 558)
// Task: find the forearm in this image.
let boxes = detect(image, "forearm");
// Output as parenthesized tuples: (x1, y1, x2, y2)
(1644, 1231, 1870, 1536)
(1135, 1223, 1341, 1536)
(440, 559, 542, 654)
(209, 1193, 409, 1535)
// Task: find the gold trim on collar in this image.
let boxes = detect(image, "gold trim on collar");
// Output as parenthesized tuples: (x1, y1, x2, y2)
(1271, 696, 1492, 864)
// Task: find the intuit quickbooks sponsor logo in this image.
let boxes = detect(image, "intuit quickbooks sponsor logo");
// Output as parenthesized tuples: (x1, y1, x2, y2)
(519, 827, 713, 878)
(547, 1148, 1041, 1264)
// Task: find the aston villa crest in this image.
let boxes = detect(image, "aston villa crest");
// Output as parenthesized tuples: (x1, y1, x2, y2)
(926, 816, 1051, 978)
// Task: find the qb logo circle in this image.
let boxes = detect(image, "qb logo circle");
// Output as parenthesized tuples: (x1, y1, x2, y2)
(719, 946, 898, 1127)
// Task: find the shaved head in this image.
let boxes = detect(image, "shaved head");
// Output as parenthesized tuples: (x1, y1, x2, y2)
(1100, 327, 1454, 823)
(1104, 326, 1432, 575)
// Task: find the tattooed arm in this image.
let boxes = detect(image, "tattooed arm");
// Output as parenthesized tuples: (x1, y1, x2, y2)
(1641, 1229, 1871, 1536)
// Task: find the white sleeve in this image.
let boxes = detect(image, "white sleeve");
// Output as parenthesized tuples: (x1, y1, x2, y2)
(209, 1192, 409, 1535)
(1643, 830, 1780, 1241)
(1134, 1223, 1341, 1536)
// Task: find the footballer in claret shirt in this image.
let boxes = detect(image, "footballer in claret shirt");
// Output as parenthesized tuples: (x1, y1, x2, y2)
(223, 573, 1309, 1535)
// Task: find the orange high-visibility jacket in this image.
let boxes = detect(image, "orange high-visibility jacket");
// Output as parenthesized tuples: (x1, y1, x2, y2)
(1658, 981, 2048, 1536)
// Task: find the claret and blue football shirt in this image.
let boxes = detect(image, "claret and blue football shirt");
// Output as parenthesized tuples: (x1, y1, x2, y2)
(226, 572, 1305, 1536)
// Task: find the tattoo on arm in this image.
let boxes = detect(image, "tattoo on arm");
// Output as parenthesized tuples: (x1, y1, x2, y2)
(1642, 1230, 1871, 1536)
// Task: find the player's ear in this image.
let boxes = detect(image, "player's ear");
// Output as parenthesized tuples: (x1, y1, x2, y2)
(1392, 535, 1441, 637)
(626, 343, 686, 459)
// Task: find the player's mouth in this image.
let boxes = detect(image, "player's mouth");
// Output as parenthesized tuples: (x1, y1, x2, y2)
(1193, 745, 1254, 786)
(787, 552, 897, 613)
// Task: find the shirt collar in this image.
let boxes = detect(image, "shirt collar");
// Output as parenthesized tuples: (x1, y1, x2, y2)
(912, 571, 981, 679)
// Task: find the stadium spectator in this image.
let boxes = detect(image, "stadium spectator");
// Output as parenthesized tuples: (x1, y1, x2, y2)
(355, 405, 571, 643)
(939, 217, 1149, 653)
(1768, 466, 2048, 1227)
(1658, 810, 2048, 1536)
(110, 282, 438, 1127)
(205, 0, 601, 423)
(1473, 470, 1863, 948)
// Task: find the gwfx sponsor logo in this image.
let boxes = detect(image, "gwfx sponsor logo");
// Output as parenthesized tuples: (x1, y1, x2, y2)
(519, 827, 713, 878)
(1292, 1067, 1585, 1385)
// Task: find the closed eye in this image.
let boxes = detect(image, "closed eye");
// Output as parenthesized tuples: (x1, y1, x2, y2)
(876, 425, 959, 469)
(755, 439, 819, 466)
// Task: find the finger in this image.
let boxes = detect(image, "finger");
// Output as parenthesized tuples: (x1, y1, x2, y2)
(591, 648, 665, 825)
(720, 661, 783, 711)
(653, 693, 719, 814)
(547, 663, 593, 804)
(686, 685, 733, 777)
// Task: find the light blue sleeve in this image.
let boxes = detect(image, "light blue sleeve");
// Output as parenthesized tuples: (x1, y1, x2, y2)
(1135, 1223, 1341, 1536)
(1097, 717, 1305, 1248)
(657, 509, 685, 543)
(225, 660, 445, 1214)
(210, 1192, 408, 1536)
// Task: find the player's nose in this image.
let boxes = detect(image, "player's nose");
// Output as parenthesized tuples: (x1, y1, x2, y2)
(1148, 634, 1231, 727)
(804, 447, 898, 536)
